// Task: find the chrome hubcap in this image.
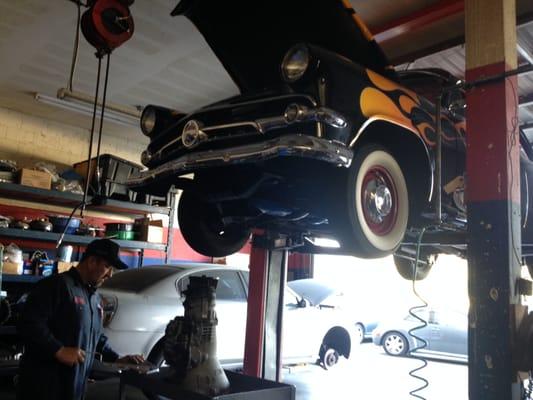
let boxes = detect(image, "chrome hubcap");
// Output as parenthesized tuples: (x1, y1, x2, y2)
(361, 166, 398, 236)
(366, 182, 392, 224)
(385, 335, 405, 355)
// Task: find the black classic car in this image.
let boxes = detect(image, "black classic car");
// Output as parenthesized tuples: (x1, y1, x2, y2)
(128, 0, 533, 279)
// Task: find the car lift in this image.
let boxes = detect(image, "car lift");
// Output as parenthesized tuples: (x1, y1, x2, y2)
(243, 232, 305, 381)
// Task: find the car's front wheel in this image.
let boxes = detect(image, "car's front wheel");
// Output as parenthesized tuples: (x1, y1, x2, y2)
(382, 331, 409, 356)
(354, 323, 365, 344)
(320, 347, 340, 370)
(333, 145, 409, 258)
(178, 190, 251, 257)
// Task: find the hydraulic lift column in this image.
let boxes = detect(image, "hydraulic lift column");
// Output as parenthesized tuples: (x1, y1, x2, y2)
(465, 0, 522, 398)
(243, 234, 294, 381)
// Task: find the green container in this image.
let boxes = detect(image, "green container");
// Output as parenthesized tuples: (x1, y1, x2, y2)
(105, 231, 136, 240)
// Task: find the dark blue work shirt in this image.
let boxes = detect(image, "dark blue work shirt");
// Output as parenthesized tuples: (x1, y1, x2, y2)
(17, 268, 119, 400)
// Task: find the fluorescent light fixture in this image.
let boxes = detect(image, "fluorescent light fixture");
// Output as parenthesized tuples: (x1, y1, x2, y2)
(34, 90, 140, 128)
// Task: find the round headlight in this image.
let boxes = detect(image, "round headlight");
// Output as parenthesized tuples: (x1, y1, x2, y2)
(281, 44, 310, 83)
(140, 106, 157, 137)
(141, 149, 152, 166)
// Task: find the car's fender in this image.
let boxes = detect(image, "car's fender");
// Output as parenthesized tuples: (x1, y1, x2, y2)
(351, 117, 434, 204)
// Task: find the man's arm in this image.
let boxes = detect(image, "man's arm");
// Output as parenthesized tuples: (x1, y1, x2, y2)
(17, 279, 64, 359)
(96, 334, 145, 364)
(96, 334, 119, 362)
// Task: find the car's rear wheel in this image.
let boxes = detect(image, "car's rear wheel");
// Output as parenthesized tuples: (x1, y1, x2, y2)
(394, 254, 437, 281)
(382, 331, 409, 356)
(333, 145, 409, 257)
(178, 190, 251, 257)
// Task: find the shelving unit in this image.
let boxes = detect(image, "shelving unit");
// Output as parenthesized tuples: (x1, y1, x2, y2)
(0, 182, 170, 216)
(0, 182, 176, 274)
(0, 228, 167, 251)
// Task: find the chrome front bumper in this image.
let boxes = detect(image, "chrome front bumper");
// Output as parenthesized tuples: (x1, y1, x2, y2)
(128, 134, 353, 187)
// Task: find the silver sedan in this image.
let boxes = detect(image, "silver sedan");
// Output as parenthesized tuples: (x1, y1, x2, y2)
(99, 264, 357, 370)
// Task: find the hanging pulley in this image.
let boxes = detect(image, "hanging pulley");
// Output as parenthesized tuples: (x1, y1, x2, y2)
(81, 0, 134, 56)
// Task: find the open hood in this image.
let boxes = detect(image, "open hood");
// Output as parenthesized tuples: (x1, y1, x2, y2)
(172, 0, 393, 93)
(288, 279, 339, 307)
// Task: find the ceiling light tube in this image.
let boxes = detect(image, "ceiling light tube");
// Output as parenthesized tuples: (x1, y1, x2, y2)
(57, 88, 141, 119)
(34, 92, 140, 127)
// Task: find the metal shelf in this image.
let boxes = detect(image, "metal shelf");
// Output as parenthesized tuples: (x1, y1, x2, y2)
(0, 182, 170, 216)
(1, 274, 42, 284)
(0, 228, 167, 251)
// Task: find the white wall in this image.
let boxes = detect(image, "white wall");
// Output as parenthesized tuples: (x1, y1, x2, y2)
(0, 106, 145, 169)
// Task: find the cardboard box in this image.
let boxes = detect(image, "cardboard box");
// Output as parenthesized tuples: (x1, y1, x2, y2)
(57, 261, 78, 274)
(135, 218, 164, 243)
(2, 261, 23, 275)
(19, 168, 52, 190)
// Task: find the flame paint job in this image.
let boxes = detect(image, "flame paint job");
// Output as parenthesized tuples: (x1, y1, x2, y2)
(360, 68, 466, 150)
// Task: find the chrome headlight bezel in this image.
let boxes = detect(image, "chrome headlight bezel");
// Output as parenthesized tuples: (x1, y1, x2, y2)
(140, 106, 157, 137)
(140, 105, 184, 138)
(281, 43, 311, 83)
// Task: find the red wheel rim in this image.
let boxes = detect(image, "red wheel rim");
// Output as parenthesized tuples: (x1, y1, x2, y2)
(360, 165, 398, 236)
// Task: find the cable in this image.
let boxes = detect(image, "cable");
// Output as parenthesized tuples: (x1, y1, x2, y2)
(55, 201, 86, 249)
(67, 1, 82, 92)
(95, 53, 111, 197)
(81, 55, 103, 217)
(407, 226, 430, 400)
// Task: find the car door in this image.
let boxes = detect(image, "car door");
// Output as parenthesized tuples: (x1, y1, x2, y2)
(281, 288, 323, 363)
(177, 268, 248, 364)
(430, 310, 467, 356)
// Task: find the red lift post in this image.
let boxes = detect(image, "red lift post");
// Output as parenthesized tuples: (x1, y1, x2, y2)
(465, 0, 523, 398)
(243, 234, 297, 382)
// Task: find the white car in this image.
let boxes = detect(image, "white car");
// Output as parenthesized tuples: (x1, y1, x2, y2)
(99, 264, 356, 369)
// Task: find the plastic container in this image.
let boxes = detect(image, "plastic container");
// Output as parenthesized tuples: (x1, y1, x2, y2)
(48, 215, 81, 234)
(105, 231, 135, 240)
(57, 245, 73, 262)
(73, 154, 142, 201)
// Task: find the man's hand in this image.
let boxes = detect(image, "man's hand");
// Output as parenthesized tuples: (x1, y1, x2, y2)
(116, 354, 146, 365)
(55, 347, 86, 366)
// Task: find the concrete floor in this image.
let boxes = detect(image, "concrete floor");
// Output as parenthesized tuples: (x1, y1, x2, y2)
(1, 344, 468, 400)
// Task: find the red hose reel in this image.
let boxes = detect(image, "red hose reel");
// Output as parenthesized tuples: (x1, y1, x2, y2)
(81, 0, 134, 55)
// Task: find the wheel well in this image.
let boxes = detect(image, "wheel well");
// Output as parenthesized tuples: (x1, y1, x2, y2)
(147, 336, 165, 363)
(353, 120, 432, 226)
(322, 327, 352, 358)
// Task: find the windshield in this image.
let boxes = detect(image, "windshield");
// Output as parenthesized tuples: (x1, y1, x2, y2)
(101, 266, 185, 293)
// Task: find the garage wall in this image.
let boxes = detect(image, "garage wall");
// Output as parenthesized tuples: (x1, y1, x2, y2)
(0, 106, 145, 169)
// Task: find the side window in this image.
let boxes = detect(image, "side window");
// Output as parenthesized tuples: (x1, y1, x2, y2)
(178, 269, 246, 301)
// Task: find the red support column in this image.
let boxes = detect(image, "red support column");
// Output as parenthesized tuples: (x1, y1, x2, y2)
(242, 243, 268, 377)
(465, 0, 522, 398)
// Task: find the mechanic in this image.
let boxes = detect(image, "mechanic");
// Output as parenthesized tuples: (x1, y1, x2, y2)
(16, 238, 145, 400)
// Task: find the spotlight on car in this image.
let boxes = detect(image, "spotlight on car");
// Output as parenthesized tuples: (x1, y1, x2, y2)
(281, 43, 310, 83)
(284, 103, 307, 123)
(140, 106, 157, 136)
(141, 105, 184, 138)
(141, 149, 152, 166)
